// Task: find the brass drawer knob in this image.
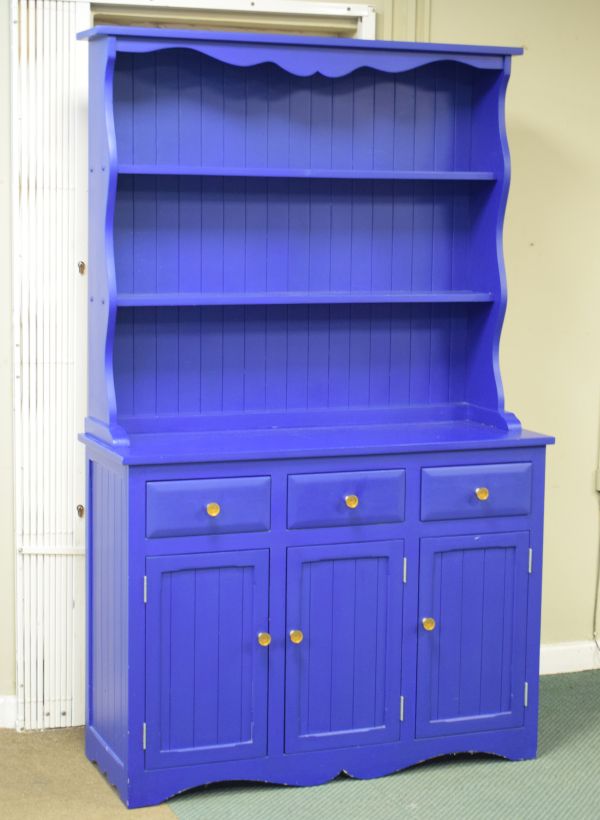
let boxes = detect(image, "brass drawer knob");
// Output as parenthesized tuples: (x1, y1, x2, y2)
(344, 494, 359, 509)
(289, 629, 304, 644)
(422, 617, 436, 632)
(257, 632, 271, 647)
(206, 501, 221, 517)
(475, 487, 490, 501)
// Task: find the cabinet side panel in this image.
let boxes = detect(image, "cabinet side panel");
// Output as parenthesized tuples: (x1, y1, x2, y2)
(89, 459, 128, 764)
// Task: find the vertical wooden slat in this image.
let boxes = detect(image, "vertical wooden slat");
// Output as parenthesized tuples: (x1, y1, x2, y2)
(330, 558, 357, 731)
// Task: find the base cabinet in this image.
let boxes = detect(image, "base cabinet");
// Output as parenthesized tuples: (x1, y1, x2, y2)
(85, 445, 548, 808)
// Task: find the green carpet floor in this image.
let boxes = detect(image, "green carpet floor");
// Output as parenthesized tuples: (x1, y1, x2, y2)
(169, 670, 600, 820)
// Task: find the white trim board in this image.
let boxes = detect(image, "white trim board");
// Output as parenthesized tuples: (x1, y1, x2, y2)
(540, 641, 600, 675)
(0, 696, 17, 730)
(91, 0, 377, 39)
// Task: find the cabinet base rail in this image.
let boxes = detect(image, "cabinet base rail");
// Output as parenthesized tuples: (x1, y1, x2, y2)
(86, 725, 538, 809)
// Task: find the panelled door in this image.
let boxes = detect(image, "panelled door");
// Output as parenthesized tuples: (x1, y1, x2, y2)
(145, 550, 269, 769)
(285, 540, 404, 753)
(416, 532, 529, 738)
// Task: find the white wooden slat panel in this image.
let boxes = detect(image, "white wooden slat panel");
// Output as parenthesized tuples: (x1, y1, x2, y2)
(10, 0, 376, 734)
(12, 0, 89, 731)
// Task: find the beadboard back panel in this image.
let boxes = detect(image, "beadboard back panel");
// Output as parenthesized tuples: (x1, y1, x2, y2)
(112, 303, 481, 428)
(113, 176, 483, 296)
(113, 53, 493, 173)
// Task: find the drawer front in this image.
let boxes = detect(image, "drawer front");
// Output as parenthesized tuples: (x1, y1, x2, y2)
(146, 476, 271, 538)
(421, 462, 532, 521)
(288, 469, 405, 530)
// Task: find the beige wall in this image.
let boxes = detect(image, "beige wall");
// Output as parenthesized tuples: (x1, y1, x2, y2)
(0, 0, 599, 699)
(0, 0, 15, 697)
(425, 0, 600, 644)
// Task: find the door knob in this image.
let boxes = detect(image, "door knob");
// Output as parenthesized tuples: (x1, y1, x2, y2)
(344, 494, 359, 509)
(205, 501, 221, 517)
(257, 632, 271, 647)
(421, 617, 436, 632)
(289, 629, 304, 644)
(474, 487, 489, 501)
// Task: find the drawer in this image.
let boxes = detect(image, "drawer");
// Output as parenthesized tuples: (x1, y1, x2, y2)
(421, 462, 532, 521)
(287, 469, 405, 530)
(146, 476, 271, 538)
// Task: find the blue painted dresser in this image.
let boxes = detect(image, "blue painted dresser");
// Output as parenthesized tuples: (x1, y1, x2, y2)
(78, 26, 554, 808)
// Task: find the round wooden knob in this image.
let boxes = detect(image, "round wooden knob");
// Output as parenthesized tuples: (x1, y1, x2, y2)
(344, 494, 359, 509)
(475, 487, 490, 501)
(289, 629, 304, 644)
(206, 501, 221, 517)
(422, 617, 436, 632)
(257, 632, 271, 647)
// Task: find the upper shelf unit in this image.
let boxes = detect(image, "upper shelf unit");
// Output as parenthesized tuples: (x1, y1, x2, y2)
(82, 27, 518, 445)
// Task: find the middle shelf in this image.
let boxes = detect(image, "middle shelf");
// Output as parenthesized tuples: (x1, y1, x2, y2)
(115, 291, 495, 307)
(116, 165, 497, 182)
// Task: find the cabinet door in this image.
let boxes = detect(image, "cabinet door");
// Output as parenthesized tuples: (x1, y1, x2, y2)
(145, 550, 269, 769)
(416, 532, 529, 738)
(285, 540, 403, 753)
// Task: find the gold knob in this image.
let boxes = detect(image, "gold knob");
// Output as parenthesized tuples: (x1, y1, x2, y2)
(422, 617, 436, 632)
(344, 494, 359, 509)
(206, 501, 221, 517)
(475, 487, 490, 502)
(289, 629, 304, 644)
(257, 632, 271, 647)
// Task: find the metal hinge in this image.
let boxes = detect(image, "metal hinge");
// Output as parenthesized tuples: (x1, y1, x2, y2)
(402, 557, 407, 584)
(143, 575, 148, 604)
(142, 722, 147, 750)
(399, 695, 405, 722)
(524, 681, 529, 708)
(528, 548, 533, 574)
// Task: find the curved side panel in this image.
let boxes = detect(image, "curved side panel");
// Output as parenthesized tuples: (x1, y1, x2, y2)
(115, 39, 504, 76)
(465, 59, 521, 432)
(86, 37, 129, 445)
(492, 58, 521, 432)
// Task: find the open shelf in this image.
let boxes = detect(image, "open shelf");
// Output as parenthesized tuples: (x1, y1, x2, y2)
(117, 165, 497, 182)
(112, 302, 488, 429)
(116, 291, 495, 308)
(114, 175, 494, 296)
